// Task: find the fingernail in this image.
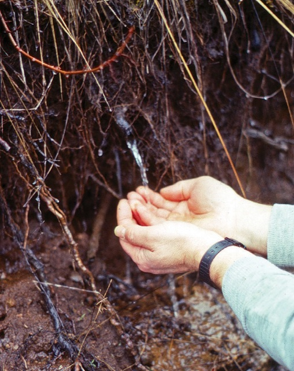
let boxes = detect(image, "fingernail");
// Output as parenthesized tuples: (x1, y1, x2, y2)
(137, 186, 146, 194)
(130, 200, 140, 210)
(114, 226, 126, 239)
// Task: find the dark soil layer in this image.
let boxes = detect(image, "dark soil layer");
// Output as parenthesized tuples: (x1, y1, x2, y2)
(0, 227, 137, 370)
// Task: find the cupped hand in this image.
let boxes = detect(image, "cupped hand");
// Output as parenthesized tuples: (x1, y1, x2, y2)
(115, 198, 222, 274)
(127, 176, 242, 238)
(127, 176, 272, 255)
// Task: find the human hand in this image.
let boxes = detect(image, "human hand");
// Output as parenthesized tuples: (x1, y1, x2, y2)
(128, 176, 242, 235)
(127, 176, 272, 255)
(115, 199, 222, 274)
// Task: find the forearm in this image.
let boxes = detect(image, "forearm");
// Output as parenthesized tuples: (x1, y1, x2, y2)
(222, 256, 294, 369)
(197, 228, 294, 369)
(235, 202, 294, 267)
(199, 228, 294, 369)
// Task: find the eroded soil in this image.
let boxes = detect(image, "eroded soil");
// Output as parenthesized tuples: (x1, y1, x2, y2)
(0, 210, 289, 371)
(0, 226, 137, 371)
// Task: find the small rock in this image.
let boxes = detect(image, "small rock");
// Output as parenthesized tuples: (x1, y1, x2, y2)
(6, 298, 16, 308)
(69, 272, 83, 284)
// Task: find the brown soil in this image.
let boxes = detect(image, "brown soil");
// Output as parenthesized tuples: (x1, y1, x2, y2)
(0, 207, 289, 371)
(0, 222, 138, 371)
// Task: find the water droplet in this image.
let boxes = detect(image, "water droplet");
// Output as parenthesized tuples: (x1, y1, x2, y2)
(65, 74, 69, 78)
(98, 149, 103, 156)
(53, 70, 57, 75)
(263, 96, 268, 101)
(32, 58, 36, 62)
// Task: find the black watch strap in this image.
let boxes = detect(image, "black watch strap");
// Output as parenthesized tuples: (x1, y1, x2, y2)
(198, 237, 246, 287)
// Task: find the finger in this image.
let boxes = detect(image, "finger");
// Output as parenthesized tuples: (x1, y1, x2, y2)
(127, 192, 163, 220)
(128, 198, 171, 225)
(128, 194, 165, 219)
(160, 179, 196, 201)
(114, 225, 145, 266)
(116, 199, 136, 227)
(129, 200, 147, 226)
(114, 225, 126, 239)
(115, 224, 154, 252)
(133, 203, 166, 225)
(114, 227, 147, 266)
(127, 191, 147, 205)
(114, 226, 161, 274)
(136, 186, 176, 211)
(119, 241, 159, 274)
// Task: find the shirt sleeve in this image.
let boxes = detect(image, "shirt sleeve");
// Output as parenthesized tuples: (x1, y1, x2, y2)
(222, 256, 294, 370)
(268, 204, 294, 267)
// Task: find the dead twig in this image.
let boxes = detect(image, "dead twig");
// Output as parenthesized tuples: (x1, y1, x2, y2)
(39, 185, 123, 328)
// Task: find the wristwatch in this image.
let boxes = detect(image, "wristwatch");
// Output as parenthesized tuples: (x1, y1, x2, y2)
(198, 237, 246, 287)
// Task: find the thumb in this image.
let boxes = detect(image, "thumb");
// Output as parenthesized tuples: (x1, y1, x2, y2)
(114, 225, 126, 239)
(114, 224, 154, 251)
(160, 181, 186, 201)
(161, 179, 196, 201)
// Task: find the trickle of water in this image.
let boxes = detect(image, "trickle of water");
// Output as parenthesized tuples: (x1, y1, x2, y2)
(114, 107, 148, 187)
(126, 139, 148, 187)
(167, 274, 179, 318)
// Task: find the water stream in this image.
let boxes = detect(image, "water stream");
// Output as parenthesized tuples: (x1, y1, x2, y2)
(114, 107, 148, 187)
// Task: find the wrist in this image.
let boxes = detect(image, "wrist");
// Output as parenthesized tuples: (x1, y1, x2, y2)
(192, 234, 223, 271)
(234, 198, 272, 256)
(209, 245, 252, 289)
(198, 238, 246, 287)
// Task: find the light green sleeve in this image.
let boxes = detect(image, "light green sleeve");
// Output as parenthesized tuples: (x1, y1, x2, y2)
(268, 204, 294, 267)
(223, 256, 294, 370)
(221, 204, 294, 369)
